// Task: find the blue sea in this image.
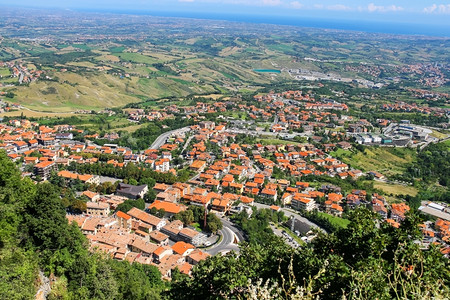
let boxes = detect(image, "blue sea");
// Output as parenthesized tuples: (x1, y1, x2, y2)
(90, 9, 450, 38)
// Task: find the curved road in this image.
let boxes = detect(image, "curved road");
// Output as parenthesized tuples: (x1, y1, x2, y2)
(221, 218, 245, 242)
(205, 218, 243, 255)
(206, 227, 239, 255)
(149, 127, 190, 150)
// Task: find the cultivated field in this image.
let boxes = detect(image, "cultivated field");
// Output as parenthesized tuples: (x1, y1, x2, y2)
(335, 147, 416, 177)
(373, 182, 419, 197)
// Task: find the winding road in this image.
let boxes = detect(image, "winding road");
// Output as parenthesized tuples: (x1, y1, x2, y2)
(205, 217, 243, 255)
(148, 127, 190, 150)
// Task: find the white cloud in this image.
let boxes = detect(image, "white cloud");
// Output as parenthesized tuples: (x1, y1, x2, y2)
(367, 3, 403, 12)
(311, 3, 351, 11)
(424, 4, 438, 13)
(327, 4, 351, 11)
(179, 0, 194, 2)
(290, 1, 304, 9)
(261, 0, 282, 6)
(423, 4, 450, 14)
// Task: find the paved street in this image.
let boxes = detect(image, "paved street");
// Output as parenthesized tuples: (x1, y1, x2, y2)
(205, 217, 242, 255)
(180, 135, 194, 154)
(148, 127, 190, 150)
(221, 217, 245, 242)
(205, 226, 239, 255)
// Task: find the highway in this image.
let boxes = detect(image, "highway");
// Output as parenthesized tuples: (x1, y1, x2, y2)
(148, 127, 190, 150)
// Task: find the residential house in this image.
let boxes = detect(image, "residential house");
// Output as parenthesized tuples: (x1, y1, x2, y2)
(261, 188, 278, 201)
(148, 200, 186, 218)
(178, 228, 206, 247)
(82, 190, 100, 202)
(161, 220, 184, 240)
(291, 197, 316, 212)
(187, 250, 211, 265)
(33, 160, 57, 180)
(190, 160, 207, 173)
(116, 211, 132, 231)
(211, 199, 231, 214)
(127, 207, 166, 231)
(86, 202, 110, 217)
(116, 183, 148, 199)
(172, 241, 195, 256)
(149, 231, 170, 246)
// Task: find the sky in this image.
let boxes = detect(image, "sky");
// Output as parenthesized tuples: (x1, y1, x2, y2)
(1, 0, 450, 28)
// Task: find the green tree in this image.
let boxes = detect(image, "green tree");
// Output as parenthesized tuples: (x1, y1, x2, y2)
(176, 210, 195, 225)
(205, 212, 223, 233)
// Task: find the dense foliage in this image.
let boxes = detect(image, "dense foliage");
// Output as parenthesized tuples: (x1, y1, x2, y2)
(171, 208, 450, 299)
(232, 208, 285, 244)
(405, 142, 449, 187)
(175, 205, 223, 233)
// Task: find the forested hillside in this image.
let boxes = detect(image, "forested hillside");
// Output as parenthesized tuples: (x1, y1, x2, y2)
(0, 151, 165, 299)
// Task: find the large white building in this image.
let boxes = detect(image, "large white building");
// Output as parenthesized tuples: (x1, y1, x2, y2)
(291, 197, 316, 212)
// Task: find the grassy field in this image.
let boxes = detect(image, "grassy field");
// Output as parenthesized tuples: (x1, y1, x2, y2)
(0, 68, 11, 76)
(193, 94, 225, 100)
(373, 182, 418, 197)
(0, 38, 276, 111)
(110, 123, 146, 133)
(95, 54, 121, 62)
(67, 61, 98, 68)
(430, 130, 448, 139)
(332, 147, 416, 177)
(2, 72, 145, 111)
(317, 212, 350, 229)
(0, 109, 79, 118)
(113, 52, 158, 64)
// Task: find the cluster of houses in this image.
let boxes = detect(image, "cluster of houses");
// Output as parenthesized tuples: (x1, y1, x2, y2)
(67, 205, 210, 279)
(381, 101, 449, 117)
(0, 120, 190, 180)
(165, 101, 228, 117)
(407, 88, 449, 102)
(127, 108, 175, 122)
(0, 61, 44, 84)
(184, 122, 369, 184)
(397, 63, 448, 88)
